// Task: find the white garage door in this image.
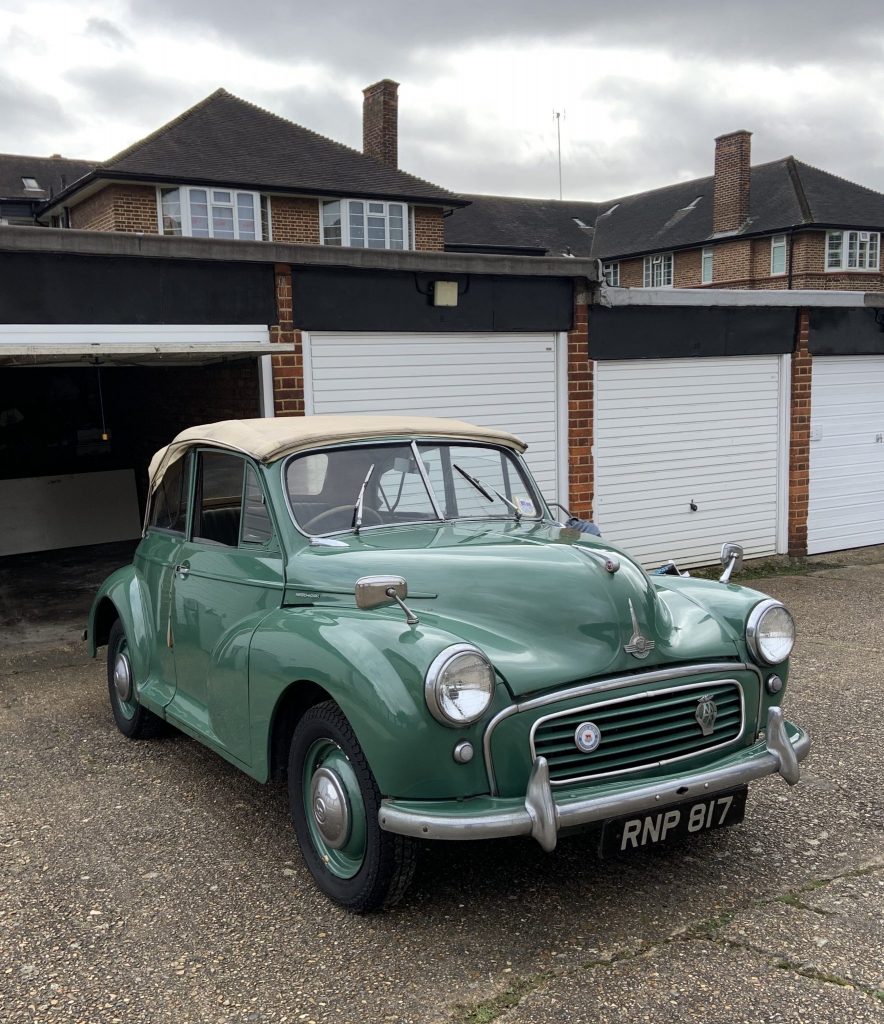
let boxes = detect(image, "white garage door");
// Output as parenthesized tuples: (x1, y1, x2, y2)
(594, 356, 787, 568)
(304, 332, 564, 501)
(808, 355, 884, 555)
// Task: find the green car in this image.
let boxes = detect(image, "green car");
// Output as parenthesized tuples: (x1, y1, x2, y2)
(88, 415, 810, 912)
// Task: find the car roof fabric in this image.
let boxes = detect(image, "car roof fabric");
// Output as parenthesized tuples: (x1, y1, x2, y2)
(148, 415, 527, 491)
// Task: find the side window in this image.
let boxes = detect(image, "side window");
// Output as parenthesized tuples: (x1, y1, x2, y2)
(149, 452, 188, 533)
(193, 451, 244, 547)
(241, 465, 274, 545)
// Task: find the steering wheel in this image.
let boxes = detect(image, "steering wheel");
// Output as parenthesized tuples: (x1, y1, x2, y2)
(303, 505, 384, 534)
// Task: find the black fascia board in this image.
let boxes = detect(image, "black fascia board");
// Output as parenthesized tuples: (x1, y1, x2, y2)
(41, 169, 468, 214)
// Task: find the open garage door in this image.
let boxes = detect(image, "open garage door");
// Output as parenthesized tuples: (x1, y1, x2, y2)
(304, 332, 566, 504)
(594, 355, 788, 568)
(808, 355, 884, 554)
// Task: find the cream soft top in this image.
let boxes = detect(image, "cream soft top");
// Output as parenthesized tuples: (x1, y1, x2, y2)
(148, 415, 527, 491)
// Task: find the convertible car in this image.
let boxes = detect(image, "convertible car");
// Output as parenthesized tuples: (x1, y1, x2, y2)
(88, 415, 810, 911)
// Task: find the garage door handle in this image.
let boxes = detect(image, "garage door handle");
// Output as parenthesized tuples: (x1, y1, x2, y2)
(174, 564, 190, 578)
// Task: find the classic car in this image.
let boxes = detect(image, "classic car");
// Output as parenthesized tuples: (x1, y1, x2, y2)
(88, 415, 810, 912)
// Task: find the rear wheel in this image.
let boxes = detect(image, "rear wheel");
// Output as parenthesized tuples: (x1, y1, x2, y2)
(288, 701, 417, 912)
(107, 619, 163, 739)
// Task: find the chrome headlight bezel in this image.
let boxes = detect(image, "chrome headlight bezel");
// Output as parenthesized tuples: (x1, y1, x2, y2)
(425, 644, 495, 727)
(746, 599, 795, 665)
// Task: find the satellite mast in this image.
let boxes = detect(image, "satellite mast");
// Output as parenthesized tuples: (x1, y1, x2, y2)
(553, 110, 565, 200)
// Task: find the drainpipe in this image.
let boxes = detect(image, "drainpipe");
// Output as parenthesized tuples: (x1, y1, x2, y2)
(786, 226, 796, 289)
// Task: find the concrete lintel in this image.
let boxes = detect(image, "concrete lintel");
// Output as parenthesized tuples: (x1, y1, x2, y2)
(0, 225, 599, 281)
(600, 284, 879, 309)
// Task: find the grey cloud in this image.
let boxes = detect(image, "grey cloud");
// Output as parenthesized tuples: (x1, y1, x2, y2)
(126, 0, 884, 74)
(64, 64, 189, 120)
(85, 17, 133, 49)
(0, 71, 72, 150)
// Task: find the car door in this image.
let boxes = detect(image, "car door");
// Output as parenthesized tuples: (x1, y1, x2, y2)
(134, 448, 192, 710)
(167, 449, 285, 765)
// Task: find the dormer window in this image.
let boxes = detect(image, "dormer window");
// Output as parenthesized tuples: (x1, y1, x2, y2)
(320, 199, 411, 249)
(158, 186, 270, 240)
(21, 177, 41, 191)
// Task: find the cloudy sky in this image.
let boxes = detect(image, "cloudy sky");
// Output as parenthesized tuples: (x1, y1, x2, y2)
(4, 0, 884, 201)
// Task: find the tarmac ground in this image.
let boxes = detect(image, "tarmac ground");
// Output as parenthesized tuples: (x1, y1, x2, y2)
(1, 544, 882, 1023)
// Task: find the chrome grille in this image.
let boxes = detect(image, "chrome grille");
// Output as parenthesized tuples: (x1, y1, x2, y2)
(530, 680, 744, 785)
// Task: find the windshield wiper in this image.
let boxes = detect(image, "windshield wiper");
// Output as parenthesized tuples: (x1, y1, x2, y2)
(452, 463, 522, 522)
(351, 464, 375, 533)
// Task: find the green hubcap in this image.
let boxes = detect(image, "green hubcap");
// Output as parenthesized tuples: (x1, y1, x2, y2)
(112, 639, 137, 720)
(303, 739, 367, 879)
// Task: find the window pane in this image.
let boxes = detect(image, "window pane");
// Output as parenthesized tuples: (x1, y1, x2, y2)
(771, 237, 786, 275)
(321, 200, 342, 245)
(236, 194, 256, 240)
(368, 202, 384, 214)
(241, 465, 274, 544)
(702, 249, 713, 283)
(212, 205, 235, 239)
(870, 234, 880, 268)
(349, 201, 365, 246)
(827, 232, 842, 269)
(367, 213, 386, 248)
(194, 451, 243, 546)
(389, 204, 404, 248)
(260, 195, 271, 241)
(190, 190, 210, 237)
(150, 452, 188, 532)
(847, 232, 859, 268)
(213, 191, 232, 204)
(161, 187, 182, 236)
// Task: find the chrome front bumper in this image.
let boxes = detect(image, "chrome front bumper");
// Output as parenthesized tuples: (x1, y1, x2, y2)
(379, 707, 811, 852)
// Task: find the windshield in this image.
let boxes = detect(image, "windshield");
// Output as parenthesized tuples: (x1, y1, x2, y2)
(285, 441, 543, 536)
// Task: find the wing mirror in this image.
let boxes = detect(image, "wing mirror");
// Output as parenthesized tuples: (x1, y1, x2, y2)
(355, 575, 419, 626)
(718, 542, 744, 584)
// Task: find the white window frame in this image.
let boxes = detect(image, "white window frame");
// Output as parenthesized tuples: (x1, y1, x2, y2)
(701, 247, 714, 284)
(642, 252, 673, 288)
(319, 198, 412, 250)
(825, 229, 880, 272)
(156, 185, 266, 241)
(770, 234, 787, 276)
(602, 261, 619, 287)
(21, 177, 41, 191)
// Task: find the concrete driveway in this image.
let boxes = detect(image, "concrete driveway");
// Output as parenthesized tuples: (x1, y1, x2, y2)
(1, 551, 882, 1023)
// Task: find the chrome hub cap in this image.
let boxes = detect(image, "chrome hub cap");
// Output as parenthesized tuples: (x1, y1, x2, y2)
(113, 652, 133, 703)
(310, 766, 350, 850)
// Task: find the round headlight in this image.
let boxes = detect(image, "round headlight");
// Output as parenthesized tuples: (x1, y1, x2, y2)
(425, 645, 495, 726)
(747, 600, 795, 665)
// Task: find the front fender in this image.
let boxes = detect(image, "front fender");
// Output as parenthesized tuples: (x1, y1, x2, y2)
(248, 606, 510, 798)
(87, 566, 153, 685)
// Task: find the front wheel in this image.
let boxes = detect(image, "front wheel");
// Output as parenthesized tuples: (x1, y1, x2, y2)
(288, 701, 417, 912)
(106, 619, 163, 739)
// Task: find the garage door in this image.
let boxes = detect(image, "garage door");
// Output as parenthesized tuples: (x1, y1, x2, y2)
(305, 332, 563, 502)
(594, 356, 786, 567)
(808, 356, 884, 555)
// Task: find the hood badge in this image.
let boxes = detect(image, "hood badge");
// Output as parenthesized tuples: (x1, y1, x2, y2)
(623, 599, 655, 660)
(695, 695, 718, 736)
(574, 721, 602, 753)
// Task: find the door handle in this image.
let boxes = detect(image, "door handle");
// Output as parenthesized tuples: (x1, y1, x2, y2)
(174, 563, 190, 578)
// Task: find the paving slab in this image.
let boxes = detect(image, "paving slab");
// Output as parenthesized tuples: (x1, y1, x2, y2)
(492, 939, 884, 1024)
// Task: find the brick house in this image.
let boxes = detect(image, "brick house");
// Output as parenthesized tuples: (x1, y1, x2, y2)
(447, 130, 884, 293)
(0, 154, 94, 226)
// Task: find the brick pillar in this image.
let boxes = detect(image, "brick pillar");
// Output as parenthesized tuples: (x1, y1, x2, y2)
(270, 263, 304, 417)
(567, 294, 593, 519)
(788, 309, 811, 555)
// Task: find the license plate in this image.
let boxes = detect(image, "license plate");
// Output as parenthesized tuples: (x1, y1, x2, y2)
(599, 787, 748, 857)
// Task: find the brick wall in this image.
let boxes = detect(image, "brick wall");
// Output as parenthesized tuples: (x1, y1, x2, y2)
(709, 238, 752, 288)
(69, 185, 158, 233)
(413, 206, 444, 250)
(270, 197, 320, 244)
(567, 296, 593, 519)
(270, 263, 304, 417)
(674, 248, 702, 288)
(618, 257, 644, 287)
(788, 310, 811, 555)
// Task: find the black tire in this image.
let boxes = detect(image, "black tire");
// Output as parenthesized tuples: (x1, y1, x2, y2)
(288, 700, 417, 912)
(106, 619, 164, 740)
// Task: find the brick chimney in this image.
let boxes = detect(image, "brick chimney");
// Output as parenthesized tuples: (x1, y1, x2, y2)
(713, 129, 751, 233)
(362, 79, 399, 167)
